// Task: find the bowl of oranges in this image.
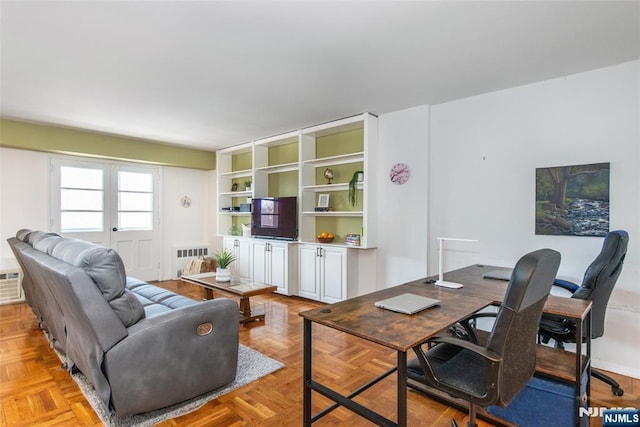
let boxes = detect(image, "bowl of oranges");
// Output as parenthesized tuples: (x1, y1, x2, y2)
(316, 231, 334, 243)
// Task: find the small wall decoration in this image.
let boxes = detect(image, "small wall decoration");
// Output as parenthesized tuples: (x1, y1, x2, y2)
(535, 162, 610, 236)
(231, 183, 238, 192)
(180, 196, 192, 208)
(389, 162, 409, 185)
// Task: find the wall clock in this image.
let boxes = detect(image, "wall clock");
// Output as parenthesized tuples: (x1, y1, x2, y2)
(180, 196, 192, 208)
(389, 162, 410, 185)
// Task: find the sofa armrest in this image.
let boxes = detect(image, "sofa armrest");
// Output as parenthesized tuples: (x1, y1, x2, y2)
(102, 298, 240, 417)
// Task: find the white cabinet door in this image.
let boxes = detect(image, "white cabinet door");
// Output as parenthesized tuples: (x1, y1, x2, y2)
(222, 237, 237, 275)
(252, 240, 269, 284)
(236, 238, 252, 279)
(251, 239, 292, 295)
(269, 242, 289, 295)
(223, 237, 252, 279)
(320, 246, 347, 303)
(298, 244, 346, 303)
(298, 244, 320, 300)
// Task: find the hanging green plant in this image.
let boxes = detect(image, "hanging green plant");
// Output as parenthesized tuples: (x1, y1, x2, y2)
(348, 171, 363, 207)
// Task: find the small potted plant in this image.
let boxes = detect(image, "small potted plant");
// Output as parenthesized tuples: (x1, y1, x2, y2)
(244, 180, 252, 191)
(348, 171, 364, 207)
(212, 248, 237, 282)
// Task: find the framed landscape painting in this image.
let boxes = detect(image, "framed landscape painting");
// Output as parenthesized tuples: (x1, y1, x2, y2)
(535, 162, 610, 236)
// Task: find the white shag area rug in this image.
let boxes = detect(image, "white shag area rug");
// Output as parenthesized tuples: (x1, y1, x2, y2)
(55, 344, 283, 426)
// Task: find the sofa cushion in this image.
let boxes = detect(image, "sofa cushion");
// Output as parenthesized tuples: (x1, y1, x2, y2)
(50, 239, 126, 299)
(126, 278, 197, 318)
(32, 234, 63, 254)
(110, 289, 148, 326)
(16, 229, 33, 242)
(27, 230, 61, 246)
(50, 238, 144, 327)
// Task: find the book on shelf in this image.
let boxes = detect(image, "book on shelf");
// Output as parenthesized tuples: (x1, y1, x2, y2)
(344, 234, 361, 246)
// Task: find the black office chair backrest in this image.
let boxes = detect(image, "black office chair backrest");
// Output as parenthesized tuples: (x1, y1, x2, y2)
(571, 230, 628, 339)
(486, 249, 561, 406)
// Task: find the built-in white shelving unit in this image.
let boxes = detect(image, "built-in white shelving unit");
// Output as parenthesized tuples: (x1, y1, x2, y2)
(215, 113, 378, 302)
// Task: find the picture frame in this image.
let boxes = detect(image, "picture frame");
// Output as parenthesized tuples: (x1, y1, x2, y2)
(317, 194, 330, 208)
(535, 162, 609, 236)
(231, 183, 238, 192)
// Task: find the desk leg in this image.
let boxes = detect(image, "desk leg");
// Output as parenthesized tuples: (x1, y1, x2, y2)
(303, 318, 312, 427)
(397, 351, 407, 427)
(585, 311, 592, 416)
(574, 310, 592, 427)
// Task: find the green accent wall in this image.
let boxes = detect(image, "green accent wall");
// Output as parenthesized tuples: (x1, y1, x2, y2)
(269, 142, 298, 165)
(315, 216, 363, 244)
(315, 128, 363, 158)
(231, 151, 252, 171)
(0, 118, 216, 170)
(268, 170, 299, 197)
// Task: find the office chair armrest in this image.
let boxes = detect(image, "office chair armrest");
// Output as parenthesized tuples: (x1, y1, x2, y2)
(552, 279, 579, 293)
(412, 335, 503, 395)
(454, 312, 498, 344)
(426, 335, 502, 364)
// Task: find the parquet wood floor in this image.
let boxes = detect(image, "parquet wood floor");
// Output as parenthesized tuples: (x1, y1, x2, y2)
(1, 280, 638, 426)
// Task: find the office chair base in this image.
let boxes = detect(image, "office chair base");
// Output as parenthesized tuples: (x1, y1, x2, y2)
(592, 369, 624, 396)
(450, 418, 478, 427)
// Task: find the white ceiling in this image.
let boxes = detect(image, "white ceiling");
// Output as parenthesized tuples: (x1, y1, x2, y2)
(1, 1, 639, 151)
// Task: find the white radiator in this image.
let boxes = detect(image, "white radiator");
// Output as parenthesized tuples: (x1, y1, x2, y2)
(172, 245, 210, 279)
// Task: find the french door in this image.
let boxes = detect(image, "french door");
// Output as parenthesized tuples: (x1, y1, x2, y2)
(50, 157, 161, 281)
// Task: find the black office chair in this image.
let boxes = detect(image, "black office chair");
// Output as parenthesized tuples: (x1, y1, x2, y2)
(539, 229, 629, 396)
(407, 249, 561, 427)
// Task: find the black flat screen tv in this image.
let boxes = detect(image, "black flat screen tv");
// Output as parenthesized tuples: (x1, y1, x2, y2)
(251, 197, 298, 240)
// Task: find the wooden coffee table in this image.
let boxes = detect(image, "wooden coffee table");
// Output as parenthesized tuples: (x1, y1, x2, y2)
(181, 272, 277, 324)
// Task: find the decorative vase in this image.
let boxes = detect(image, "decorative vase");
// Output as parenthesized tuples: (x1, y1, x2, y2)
(216, 268, 231, 282)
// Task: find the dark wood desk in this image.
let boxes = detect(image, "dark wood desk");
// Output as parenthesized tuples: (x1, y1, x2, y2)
(409, 265, 592, 426)
(300, 265, 592, 427)
(300, 282, 494, 426)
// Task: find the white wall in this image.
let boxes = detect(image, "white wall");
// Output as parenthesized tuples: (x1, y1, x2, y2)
(0, 148, 49, 257)
(429, 61, 640, 377)
(161, 166, 213, 279)
(376, 105, 430, 289)
(0, 148, 212, 281)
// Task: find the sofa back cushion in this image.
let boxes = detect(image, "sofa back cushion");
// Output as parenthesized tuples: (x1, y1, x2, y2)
(16, 229, 33, 242)
(48, 238, 145, 327)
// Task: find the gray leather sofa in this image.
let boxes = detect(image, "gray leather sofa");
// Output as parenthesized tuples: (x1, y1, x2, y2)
(8, 229, 239, 417)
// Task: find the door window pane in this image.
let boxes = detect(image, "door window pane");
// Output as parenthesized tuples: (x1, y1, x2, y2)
(118, 192, 152, 211)
(61, 212, 103, 232)
(61, 166, 103, 189)
(119, 171, 152, 192)
(118, 171, 153, 230)
(60, 166, 104, 232)
(118, 212, 153, 230)
(61, 189, 103, 211)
